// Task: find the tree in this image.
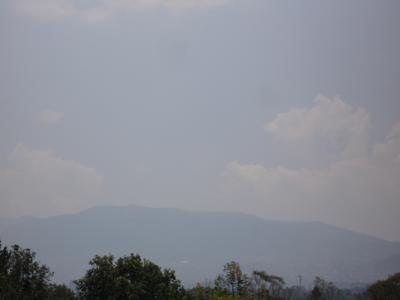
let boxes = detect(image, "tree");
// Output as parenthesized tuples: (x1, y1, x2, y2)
(46, 284, 76, 300)
(368, 273, 400, 300)
(310, 286, 322, 300)
(75, 255, 117, 299)
(0, 241, 53, 300)
(75, 253, 186, 300)
(252, 271, 285, 300)
(214, 274, 229, 296)
(221, 261, 248, 296)
(311, 277, 339, 300)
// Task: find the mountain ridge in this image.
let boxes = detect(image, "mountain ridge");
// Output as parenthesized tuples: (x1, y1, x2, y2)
(1, 205, 399, 287)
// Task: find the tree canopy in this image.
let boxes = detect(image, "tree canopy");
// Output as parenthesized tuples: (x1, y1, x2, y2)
(1, 239, 399, 300)
(368, 273, 400, 300)
(0, 241, 52, 300)
(74, 253, 186, 300)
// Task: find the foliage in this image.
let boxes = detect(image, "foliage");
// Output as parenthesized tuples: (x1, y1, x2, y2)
(252, 270, 285, 299)
(310, 286, 322, 300)
(311, 277, 340, 300)
(46, 283, 76, 300)
(214, 261, 250, 297)
(2, 239, 399, 300)
(74, 253, 186, 300)
(0, 241, 53, 300)
(368, 273, 400, 300)
(187, 261, 286, 300)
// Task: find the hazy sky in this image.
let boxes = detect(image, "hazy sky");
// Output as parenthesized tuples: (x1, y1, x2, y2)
(1, 0, 400, 241)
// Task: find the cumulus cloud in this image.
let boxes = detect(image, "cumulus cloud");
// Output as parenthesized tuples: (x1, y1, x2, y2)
(15, 0, 231, 22)
(37, 110, 64, 125)
(222, 96, 400, 241)
(373, 121, 400, 164)
(266, 95, 370, 161)
(0, 144, 104, 217)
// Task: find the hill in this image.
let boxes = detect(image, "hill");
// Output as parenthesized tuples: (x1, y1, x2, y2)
(1, 205, 400, 287)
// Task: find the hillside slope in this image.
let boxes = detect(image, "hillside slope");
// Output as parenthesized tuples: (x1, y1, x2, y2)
(1, 205, 400, 286)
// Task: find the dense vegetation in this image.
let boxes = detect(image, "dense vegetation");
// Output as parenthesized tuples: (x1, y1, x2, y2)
(74, 254, 185, 300)
(0, 241, 74, 300)
(367, 273, 400, 300)
(0, 240, 399, 299)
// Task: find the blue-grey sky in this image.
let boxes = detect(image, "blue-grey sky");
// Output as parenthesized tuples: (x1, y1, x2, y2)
(1, 0, 400, 241)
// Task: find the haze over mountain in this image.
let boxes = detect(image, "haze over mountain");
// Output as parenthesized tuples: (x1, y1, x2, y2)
(1, 205, 399, 287)
(1, 0, 400, 243)
(1, 3, 400, 298)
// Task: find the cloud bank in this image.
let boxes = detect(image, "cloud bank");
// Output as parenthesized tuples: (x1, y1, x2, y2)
(266, 95, 371, 163)
(15, 0, 231, 22)
(223, 96, 400, 241)
(0, 145, 104, 217)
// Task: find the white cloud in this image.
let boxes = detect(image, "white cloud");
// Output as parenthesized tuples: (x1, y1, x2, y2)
(266, 95, 370, 161)
(373, 121, 400, 165)
(37, 110, 64, 125)
(221, 97, 400, 241)
(0, 144, 104, 217)
(16, 0, 231, 22)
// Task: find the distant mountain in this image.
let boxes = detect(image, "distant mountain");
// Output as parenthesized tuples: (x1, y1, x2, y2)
(0, 216, 34, 234)
(0, 217, 12, 233)
(1, 205, 399, 287)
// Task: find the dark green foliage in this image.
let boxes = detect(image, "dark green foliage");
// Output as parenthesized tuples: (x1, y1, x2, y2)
(74, 253, 186, 300)
(187, 262, 286, 300)
(311, 286, 322, 300)
(0, 241, 53, 300)
(368, 273, 400, 300)
(187, 283, 215, 300)
(252, 270, 285, 299)
(311, 277, 340, 300)
(217, 261, 249, 296)
(3, 239, 398, 300)
(46, 284, 76, 300)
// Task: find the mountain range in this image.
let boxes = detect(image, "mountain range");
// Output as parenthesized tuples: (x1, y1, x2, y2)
(1, 205, 399, 287)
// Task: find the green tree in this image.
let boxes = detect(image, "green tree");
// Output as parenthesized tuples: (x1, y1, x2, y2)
(221, 261, 248, 296)
(0, 241, 53, 300)
(252, 270, 285, 299)
(310, 286, 322, 300)
(75, 253, 186, 300)
(75, 255, 117, 299)
(46, 284, 76, 300)
(187, 283, 214, 300)
(368, 273, 400, 300)
(312, 277, 339, 300)
(214, 274, 229, 296)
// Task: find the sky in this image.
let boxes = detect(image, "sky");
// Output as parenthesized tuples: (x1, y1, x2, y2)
(0, 0, 400, 241)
